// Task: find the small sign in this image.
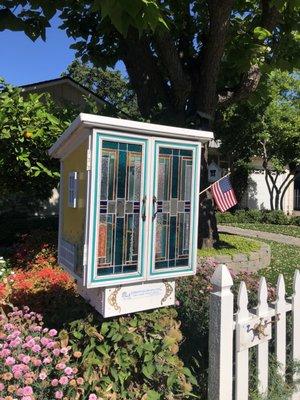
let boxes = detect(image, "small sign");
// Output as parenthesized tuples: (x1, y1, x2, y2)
(236, 315, 272, 352)
(78, 280, 176, 318)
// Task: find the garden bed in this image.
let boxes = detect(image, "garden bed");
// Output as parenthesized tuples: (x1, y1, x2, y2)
(198, 234, 271, 272)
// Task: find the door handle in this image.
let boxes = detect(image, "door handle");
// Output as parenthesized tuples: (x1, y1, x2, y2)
(153, 195, 158, 220)
(142, 195, 147, 221)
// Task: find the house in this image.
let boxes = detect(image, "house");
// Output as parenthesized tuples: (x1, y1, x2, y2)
(21, 76, 129, 118)
(208, 140, 299, 215)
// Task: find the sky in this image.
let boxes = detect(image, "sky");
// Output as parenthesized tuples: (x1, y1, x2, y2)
(0, 15, 125, 87)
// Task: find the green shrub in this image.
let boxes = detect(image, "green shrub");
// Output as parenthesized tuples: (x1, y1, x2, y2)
(64, 308, 196, 399)
(217, 210, 293, 225)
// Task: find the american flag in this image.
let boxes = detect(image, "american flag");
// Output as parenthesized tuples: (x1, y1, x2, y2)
(211, 176, 237, 212)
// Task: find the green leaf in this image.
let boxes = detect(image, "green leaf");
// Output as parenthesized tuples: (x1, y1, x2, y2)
(146, 390, 161, 400)
(253, 27, 272, 41)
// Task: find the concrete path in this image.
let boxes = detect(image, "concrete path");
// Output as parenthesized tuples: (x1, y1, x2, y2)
(219, 225, 300, 247)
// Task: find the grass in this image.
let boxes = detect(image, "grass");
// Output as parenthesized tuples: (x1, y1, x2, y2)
(220, 222, 300, 238)
(258, 239, 300, 293)
(198, 233, 261, 257)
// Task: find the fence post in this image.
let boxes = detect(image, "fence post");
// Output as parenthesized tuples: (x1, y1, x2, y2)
(208, 264, 234, 400)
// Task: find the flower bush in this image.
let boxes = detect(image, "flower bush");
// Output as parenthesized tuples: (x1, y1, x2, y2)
(65, 308, 196, 399)
(0, 306, 89, 400)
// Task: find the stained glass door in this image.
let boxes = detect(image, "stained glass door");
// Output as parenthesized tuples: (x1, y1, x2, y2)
(150, 142, 199, 277)
(89, 134, 147, 286)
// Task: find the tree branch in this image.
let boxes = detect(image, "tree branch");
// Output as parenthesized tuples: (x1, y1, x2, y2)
(154, 29, 191, 113)
(217, 0, 281, 108)
(120, 30, 172, 119)
(195, 0, 234, 117)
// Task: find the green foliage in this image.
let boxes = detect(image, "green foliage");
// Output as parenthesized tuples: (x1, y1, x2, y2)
(63, 60, 141, 119)
(62, 308, 196, 399)
(219, 70, 300, 171)
(216, 210, 296, 225)
(0, 79, 77, 199)
(198, 233, 261, 257)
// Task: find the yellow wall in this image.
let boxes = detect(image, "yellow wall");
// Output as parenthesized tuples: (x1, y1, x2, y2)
(61, 139, 88, 275)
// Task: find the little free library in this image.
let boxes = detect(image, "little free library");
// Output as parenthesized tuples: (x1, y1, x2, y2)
(49, 113, 214, 317)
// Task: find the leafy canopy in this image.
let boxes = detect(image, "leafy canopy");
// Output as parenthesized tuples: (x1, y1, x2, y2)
(63, 60, 140, 119)
(1, 1, 299, 125)
(0, 79, 77, 199)
(219, 70, 300, 172)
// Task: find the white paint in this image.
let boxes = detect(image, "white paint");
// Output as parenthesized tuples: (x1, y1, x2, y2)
(209, 265, 300, 400)
(208, 264, 234, 400)
(49, 113, 214, 158)
(77, 280, 175, 318)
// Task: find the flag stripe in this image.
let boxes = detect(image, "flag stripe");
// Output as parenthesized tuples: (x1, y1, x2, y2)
(211, 176, 237, 212)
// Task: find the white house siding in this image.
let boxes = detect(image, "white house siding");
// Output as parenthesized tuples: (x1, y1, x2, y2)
(242, 169, 294, 214)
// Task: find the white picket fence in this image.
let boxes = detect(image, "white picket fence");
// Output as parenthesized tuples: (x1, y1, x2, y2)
(208, 264, 300, 400)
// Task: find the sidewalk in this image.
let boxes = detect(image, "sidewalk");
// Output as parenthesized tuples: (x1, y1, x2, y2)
(219, 225, 300, 247)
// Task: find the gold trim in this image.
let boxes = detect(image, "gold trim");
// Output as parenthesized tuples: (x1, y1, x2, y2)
(108, 287, 121, 312)
(161, 281, 173, 305)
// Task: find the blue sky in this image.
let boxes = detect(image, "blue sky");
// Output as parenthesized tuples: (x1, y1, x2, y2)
(0, 15, 125, 87)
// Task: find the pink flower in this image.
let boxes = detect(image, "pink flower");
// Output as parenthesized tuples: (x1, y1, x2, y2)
(21, 355, 31, 364)
(76, 377, 84, 385)
(56, 363, 66, 370)
(43, 357, 52, 364)
(55, 390, 63, 399)
(59, 376, 69, 385)
(64, 367, 73, 375)
(51, 379, 59, 387)
(21, 397, 32, 400)
(52, 349, 60, 357)
(89, 394, 98, 400)
(32, 359, 42, 367)
(60, 347, 69, 355)
(5, 356, 15, 365)
(0, 349, 11, 357)
(22, 386, 33, 396)
(32, 344, 41, 353)
(41, 337, 50, 346)
(48, 329, 57, 337)
(39, 371, 47, 380)
(0, 382, 4, 390)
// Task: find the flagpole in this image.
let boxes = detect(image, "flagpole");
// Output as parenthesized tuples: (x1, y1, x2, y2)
(199, 171, 231, 196)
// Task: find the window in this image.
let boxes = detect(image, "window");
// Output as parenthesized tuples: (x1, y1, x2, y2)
(68, 172, 78, 208)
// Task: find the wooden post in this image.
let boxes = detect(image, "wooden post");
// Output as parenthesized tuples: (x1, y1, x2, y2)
(236, 281, 250, 400)
(292, 270, 300, 400)
(208, 264, 234, 400)
(257, 277, 269, 395)
(275, 274, 286, 378)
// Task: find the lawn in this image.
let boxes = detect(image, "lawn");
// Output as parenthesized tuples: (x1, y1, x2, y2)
(258, 240, 300, 293)
(220, 222, 300, 238)
(198, 233, 261, 257)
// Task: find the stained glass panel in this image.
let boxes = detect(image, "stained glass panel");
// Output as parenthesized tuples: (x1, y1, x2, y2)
(97, 140, 143, 276)
(154, 147, 193, 270)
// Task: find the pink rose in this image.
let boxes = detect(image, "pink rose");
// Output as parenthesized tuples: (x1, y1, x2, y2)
(59, 376, 69, 385)
(5, 356, 15, 365)
(41, 337, 50, 346)
(43, 357, 52, 364)
(55, 390, 63, 399)
(51, 379, 59, 387)
(64, 367, 73, 375)
(32, 344, 41, 353)
(21, 355, 31, 364)
(56, 363, 66, 370)
(0, 382, 4, 390)
(89, 394, 98, 400)
(22, 386, 33, 396)
(52, 349, 60, 357)
(48, 329, 57, 337)
(32, 359, 42, 367)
